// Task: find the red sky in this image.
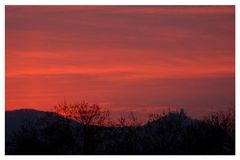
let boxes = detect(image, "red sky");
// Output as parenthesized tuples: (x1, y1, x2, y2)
(6, 6, 235, 118)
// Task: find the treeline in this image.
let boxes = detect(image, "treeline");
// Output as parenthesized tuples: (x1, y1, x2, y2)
(5, 102, 235, 155)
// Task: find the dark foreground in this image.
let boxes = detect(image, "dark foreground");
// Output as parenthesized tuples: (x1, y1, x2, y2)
(5, 109, 235, 155)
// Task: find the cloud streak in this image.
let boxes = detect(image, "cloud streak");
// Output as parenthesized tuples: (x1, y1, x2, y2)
(6, 6, 235, 118)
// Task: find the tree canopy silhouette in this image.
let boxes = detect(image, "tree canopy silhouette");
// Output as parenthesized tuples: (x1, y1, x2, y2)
(55, 101, 110, 126)
(5, 103, 235, 155)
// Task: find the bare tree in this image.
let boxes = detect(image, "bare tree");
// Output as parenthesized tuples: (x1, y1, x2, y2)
(117, 112, 142, 127)
(55, 101, 109, 126)
(54, 101, 110, 154)
(204, 108, 235, 137)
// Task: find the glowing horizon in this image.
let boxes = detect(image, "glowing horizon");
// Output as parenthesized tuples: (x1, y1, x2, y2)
(6, 6, 235, 118)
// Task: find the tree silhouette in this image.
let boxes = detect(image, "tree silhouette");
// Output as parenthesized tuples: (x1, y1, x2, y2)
(54, 101, 109, 154)
(55, 101, 109, 126)
(204, 108, 235, 137)
(5, 103, 235, 155)
(204, 108, 235, 154)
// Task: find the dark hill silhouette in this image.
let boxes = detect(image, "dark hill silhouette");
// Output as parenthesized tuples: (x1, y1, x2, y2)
(6, 109, 51, 138)
(5, 108, 235, 155)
